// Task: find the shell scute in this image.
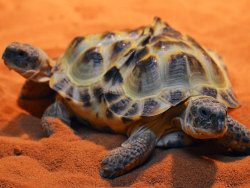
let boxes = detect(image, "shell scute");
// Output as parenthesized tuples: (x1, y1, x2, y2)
(219, 90, 239, 108)
(109, 97, 132, 115)
(142, 98, 160, 116)
(75, 86, 91, 106)
(160, 89, 189, 106)
(72, 47, 104, 80)
(164, 53, 189, 87)
(201, 87, 218, 98)
(125, 55, 161, 97)
(104, 91, 122, 103)
(51, 77, 70, 91)
(124, 102, 139, 117)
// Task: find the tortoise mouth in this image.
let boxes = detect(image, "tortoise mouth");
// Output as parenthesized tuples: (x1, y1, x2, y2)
(3, 59, 42, 81)
(3, 59, 26, 71)
(184, 122, 228, 139)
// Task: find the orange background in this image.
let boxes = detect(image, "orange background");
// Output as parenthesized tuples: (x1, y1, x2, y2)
(0, 0, 249, 187)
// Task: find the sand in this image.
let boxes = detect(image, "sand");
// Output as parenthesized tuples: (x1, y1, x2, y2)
(0, 0, 249, 187)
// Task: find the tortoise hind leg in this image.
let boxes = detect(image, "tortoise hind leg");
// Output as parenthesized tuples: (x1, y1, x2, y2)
(100, 127, 157, 178)
(217, 115, 250, 154)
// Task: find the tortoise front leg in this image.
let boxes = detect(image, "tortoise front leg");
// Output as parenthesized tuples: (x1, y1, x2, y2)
(217, 115, 250, 154)
(41, 100, 71, 137)
(100, 127, 157, 178)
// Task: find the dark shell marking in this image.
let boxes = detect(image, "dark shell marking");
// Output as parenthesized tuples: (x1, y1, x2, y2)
(134, 56, 158, 72)
(112, 40, 131, 58)
(104, 91, 122, 103)
(65, 85, 74, 100)
(77, 87, 91, 107)
(69, 36, 84, 50)
(104, 66, 123, 85)
(124, 47, 149, 67)
(201, 87, 218, 98)
(142, 98, 160, 116)
(130, 56, 160, 94)
(125, 103, 139, 117)
(165, 54, 189, 87)
(227, 90, 240, 105)
(109, 98, 132, 115)
(72, 47, 104, 80)
(161, 90, 185, 105)
(220, 91, 237, 107)
(52, 78, 70, 91)
(82, 47, 103, 64)
(187, 55, 206, 75)
(140, 35, 151, 46)
(93, 87, 103, 103)
(169, 90, 185, 105)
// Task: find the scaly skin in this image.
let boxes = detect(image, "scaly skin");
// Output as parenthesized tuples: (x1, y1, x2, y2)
(217, 115, 250, 154)
(41, 100, 71, 137)
(100, 128, 157, 178)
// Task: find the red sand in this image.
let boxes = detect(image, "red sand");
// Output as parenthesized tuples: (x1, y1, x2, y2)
(0, 0, 250, 187)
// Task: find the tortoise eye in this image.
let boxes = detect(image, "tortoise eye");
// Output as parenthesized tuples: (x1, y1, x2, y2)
(15, 51, 28, 68)
(17, 50, 27, 59)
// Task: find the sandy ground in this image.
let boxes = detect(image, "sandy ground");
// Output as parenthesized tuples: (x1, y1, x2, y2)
(0, 0, 250, 187)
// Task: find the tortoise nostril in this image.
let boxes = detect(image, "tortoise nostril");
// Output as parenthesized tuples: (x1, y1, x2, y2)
(217, 118, 225, 131)
(2, 48, 13, 60)
(200, 108, 208, 118)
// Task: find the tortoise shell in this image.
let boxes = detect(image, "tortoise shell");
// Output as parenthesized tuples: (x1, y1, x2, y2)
(49, 17, 240, 131)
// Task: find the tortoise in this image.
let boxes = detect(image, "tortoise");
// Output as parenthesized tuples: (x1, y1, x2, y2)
(2, 17, 250, 178)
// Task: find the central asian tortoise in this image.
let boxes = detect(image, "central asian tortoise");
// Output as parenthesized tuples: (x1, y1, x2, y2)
(2, 17, 250, 178)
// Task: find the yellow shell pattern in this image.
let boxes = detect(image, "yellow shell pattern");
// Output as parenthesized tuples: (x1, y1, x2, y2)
(49, 17, 240, 134)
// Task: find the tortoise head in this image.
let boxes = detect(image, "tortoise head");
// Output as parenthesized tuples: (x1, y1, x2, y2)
(2, 42, 53, 82)
(182, 96, 228, 139)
